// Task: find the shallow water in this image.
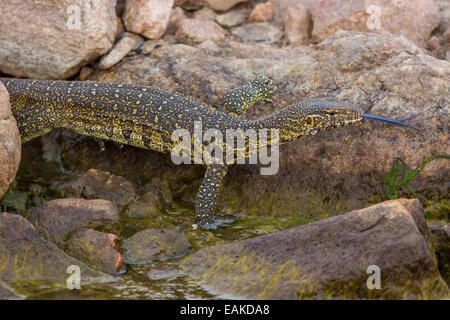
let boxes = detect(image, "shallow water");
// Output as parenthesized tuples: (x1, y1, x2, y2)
(1, 138, 310, 300)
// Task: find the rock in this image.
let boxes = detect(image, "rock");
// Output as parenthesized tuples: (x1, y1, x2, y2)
(123, 228, 192, 264)
(285, 4, 310, 44)
(123, 0, 174, 39)
(140, 40, 165, 54)
(99, 32, 144, 69)
(0, 83, 21, 201)
(250, 2, 274, 23)
(0, 212, 109, 291)
(271, 0, 316, 26)
(428, 221, 450, 285)
(27, 198, 120, 246)
(178, 0, 205, 11)
(215, 10, 247, 28)
(183, 199, 449, 299)
(65, 228, 124, 275)
(206, 0, 248, 12)
(310, 0, 441, 45)
(193, 7, 216, 20)
(56, 168, 136, 208)
(176, 19, 225, 45)
(231, 22, 282, 43)
(0, 0, 117, 79)
(197, 40, 221, 55)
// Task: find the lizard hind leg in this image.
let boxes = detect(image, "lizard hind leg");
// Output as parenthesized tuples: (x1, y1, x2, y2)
(195, 163, 231, 230)
(223, 73, 277, 118)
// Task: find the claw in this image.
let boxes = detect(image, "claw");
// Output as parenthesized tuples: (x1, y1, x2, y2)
(363, 113, 421, 131)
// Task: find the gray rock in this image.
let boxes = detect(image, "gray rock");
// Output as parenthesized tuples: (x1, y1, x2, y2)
(215, 10, 247, 28)
(183, 199, 449, 299)
(99, 32, 144, 69)
(231, 22, 282, 43)
(0, 0, 117, 79)
(123, 228, 192, 264)
(176, 18, 225, 45)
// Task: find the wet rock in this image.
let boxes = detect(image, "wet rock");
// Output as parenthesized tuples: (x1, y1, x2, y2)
(285, 4, 310, 44)
(0, 212, 109, 290)
(215, 10, 247, 28)
(310, 0, 441, 45)
(56, 168, 136, 208)
(65, 228, 124, 275)
(231, 22, 282, 43)
(123, 0, 174, 39)
(99, 32, 144, 69)
(192, 7, 216, 20)
(0, 83, 21, 201)
(183, 199, 449, 299)
(123, 228, 192, 264)
(27, 198, 120, 246)
(125, 184, 161, 218)
(428, 221, 450, 285)
(250, 2, 274, 23)
(176, 18, 225, 45)
(206, 0, 248, 12)
(0, 0, 117, 79)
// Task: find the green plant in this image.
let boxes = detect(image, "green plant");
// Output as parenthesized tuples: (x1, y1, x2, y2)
(384, 154, 450, 200)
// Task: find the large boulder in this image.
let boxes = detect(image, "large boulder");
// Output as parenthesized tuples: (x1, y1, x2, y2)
(0, 0, 117, 79)
(183, 199, 449, 299)
(0, 212, 111, 294)
(0, 83, 21, 201)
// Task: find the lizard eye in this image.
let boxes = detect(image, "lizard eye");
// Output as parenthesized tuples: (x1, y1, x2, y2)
(328, 111, 336, 116)
(305, 115, 314, 127)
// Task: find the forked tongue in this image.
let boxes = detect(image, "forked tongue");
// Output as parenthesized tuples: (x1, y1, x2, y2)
(363, 114, 421, 131)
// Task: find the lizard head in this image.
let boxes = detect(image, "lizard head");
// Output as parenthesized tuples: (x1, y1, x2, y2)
(270, 99, 364, 142)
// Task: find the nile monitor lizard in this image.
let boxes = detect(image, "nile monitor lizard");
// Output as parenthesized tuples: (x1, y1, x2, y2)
(0, 74, 418, 229)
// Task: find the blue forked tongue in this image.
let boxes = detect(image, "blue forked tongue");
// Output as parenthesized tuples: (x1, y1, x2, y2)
(363, 113, 421, 131)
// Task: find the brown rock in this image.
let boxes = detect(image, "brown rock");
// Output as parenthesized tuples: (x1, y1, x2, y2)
(0, 212, 109, 289)
(27, 198, 120, 246)
(56, 168, 136, 208)
(250, 2, 274, 22)
(310, 0, 441, 45)
(285, 4, 310, 44)
(123, 0, 174, 39)
(123, 228, 192, 264)
(0, 0, 117, 79)
(206, 0, 248, 12)
(176, 18, 225, 45)
(183, 199, 449, 299)
(65, 228, 124, 275)
(99, 32, 144, 69)
(0, 83, 21, 201)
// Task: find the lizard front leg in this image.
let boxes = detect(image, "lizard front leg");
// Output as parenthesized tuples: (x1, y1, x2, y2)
(195, 163, 228, 229)
(223, 73, 277, 118)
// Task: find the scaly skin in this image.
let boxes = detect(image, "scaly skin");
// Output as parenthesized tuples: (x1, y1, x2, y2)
(0, 75, 364, 229)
